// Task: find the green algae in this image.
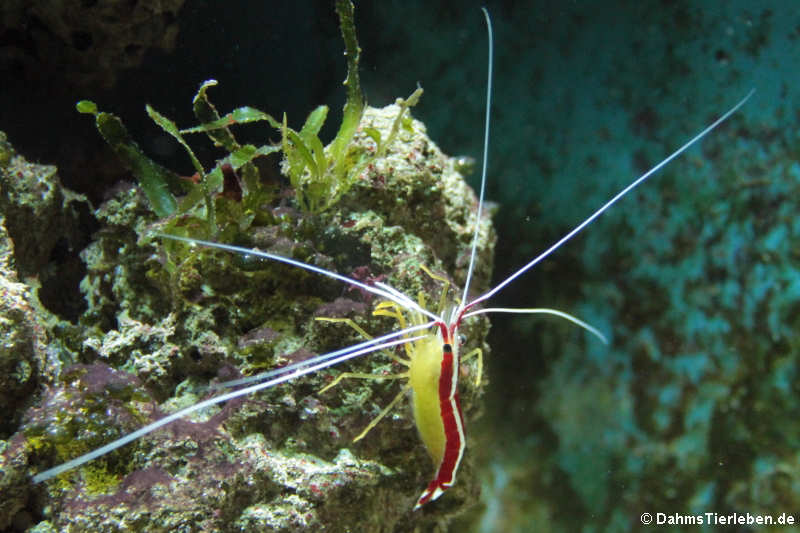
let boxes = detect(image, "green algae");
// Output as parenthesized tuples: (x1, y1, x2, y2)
(75, 0, 423, 235)
(24, 377, 148, 497)
(76, 101, 180, 218)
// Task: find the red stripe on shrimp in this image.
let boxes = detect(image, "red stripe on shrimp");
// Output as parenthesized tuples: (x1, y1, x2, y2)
(414, 340, 466, 509)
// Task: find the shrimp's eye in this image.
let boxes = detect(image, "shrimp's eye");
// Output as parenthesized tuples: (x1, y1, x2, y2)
(458, 334, 467, 346)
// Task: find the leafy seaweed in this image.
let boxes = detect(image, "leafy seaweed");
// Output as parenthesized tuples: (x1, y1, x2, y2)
(272, 1, 425, 213)
(76, 101, 180, 218)
(330, 0, 364, 177)
(77, 0, 420, 234)
(377, 87, 424, 159)
(145, 104, 217, 233)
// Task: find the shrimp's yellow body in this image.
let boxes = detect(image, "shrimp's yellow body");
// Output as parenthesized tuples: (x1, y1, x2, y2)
(408, 332, 451, 468)
(319, 274, 472, 509)
(363, 292, 469, 509)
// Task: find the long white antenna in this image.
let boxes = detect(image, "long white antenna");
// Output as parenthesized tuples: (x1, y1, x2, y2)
(468, 89, 755, 308)
(158, 233, 442, 323)
(460, 7, 493, 307)
(213, 320, 434, 389)
(32, 332, 426, 483)
(463, 307, 607, 345)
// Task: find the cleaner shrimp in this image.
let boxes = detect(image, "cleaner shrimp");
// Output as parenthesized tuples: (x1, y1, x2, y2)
(31, 7, 753, 515)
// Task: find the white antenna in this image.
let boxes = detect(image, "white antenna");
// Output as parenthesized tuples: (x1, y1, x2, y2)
(469, 89, 755, 308)
(460, 7, 493, 308)
(32, 329, 428, 483)
(159, 233, 442, 323)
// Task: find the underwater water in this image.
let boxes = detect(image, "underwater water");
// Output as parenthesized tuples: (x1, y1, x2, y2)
(1, 0, 798, 531)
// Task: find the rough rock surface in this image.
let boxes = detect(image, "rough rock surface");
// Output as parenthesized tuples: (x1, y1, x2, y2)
(1, 102, 495, 531)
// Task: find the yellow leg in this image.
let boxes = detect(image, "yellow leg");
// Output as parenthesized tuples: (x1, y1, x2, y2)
(315, 314, 414, 441)
(315, 316, 411, 366)
(461, 347, 483, 387)
(373, 301, 409, 333)
(419, 264, 451, 315)
(372, 302, 418, 360)
(319, 370, 408, 394)
(315, 316, 374, 341)
(353, 383, 412, 442)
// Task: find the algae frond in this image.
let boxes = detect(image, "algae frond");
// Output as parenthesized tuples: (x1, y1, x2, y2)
(75, 100, 180, 218)
(76, 0, 423, 231)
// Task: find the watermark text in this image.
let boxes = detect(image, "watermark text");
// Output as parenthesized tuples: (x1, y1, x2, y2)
(639, 512, 795, 526)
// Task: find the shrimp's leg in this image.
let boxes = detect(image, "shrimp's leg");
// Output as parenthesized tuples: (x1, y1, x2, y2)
(316, 316, 411, 365)
(419, 265, 451, 313)
(353, 384, 412, 442)
(319, 368, 410, 442)
(315, 315, 414, 441)
(319, 370, 408, 394)
(460, 348, 483, 387)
